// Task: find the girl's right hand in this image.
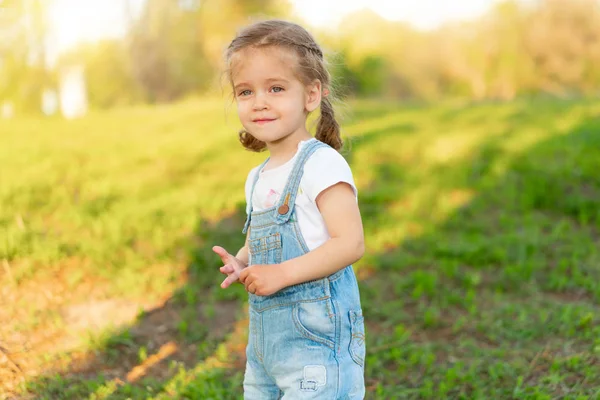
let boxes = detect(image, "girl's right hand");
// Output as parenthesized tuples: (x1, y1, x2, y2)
(213, 246, 247, 289)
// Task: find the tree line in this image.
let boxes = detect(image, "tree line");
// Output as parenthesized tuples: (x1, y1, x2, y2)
(0, 0, 599, 113)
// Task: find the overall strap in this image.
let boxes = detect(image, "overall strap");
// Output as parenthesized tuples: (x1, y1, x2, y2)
(242, 157, 270, 234)
(275, 139, 328, 225)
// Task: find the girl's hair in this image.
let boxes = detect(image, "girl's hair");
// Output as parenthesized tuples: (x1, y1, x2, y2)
(225, 20, 342, 152)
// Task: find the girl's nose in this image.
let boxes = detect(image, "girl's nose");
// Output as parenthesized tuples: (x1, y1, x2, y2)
(252, 93, 268, 111)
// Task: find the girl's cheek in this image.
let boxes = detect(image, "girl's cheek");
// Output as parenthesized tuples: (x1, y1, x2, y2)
(236, 101, 246, 113)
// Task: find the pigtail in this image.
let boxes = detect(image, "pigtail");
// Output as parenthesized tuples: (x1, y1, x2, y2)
(316, 97, 342, 151)
(239, 129, 268, 152)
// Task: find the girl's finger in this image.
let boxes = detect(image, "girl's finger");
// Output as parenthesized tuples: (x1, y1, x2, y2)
(221, 274, 237, 289)
(220, 264, 234, 274)
(243, 275, 251, 290)
(212, 246, 232, 263)
(239, 268, 248, 284)
(246, 281, 257, 294)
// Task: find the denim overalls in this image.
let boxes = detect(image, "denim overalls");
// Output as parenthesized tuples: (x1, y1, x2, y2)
(242, 139, 366, 399)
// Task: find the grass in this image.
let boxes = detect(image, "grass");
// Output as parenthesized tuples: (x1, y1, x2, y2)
(1, 96, 600, 399)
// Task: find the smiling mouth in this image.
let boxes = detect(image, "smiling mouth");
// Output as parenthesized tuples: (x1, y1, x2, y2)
(253, 119, 276, 125)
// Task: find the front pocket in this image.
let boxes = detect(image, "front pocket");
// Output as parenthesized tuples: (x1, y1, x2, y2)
(349, 309, 366, 367)
(248, 233, 282, 265)
(293, 299, 336, 350)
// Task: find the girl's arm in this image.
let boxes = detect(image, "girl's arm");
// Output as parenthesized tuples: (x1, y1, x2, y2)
(239, 182, 364, 296)
(280, 182, 364, 286)
(235, 234, 250, 266)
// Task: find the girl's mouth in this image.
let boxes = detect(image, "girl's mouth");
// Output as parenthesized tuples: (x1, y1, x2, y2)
(254, 119, 275, 125)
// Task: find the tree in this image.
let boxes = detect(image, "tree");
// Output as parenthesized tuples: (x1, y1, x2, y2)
(0, 0, 53, 113)
(526, 0, 600, 96)
(57, 40, 143, 109)
(127, 0, 291, 102)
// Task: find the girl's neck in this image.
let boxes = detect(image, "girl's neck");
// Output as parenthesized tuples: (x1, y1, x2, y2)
(265, 129, 313, 169)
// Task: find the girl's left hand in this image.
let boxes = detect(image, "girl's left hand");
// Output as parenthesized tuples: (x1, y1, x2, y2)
(239, 264, 288, 296)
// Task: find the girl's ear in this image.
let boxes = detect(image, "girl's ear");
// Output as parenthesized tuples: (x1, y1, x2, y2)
(305, 79, 322, 113)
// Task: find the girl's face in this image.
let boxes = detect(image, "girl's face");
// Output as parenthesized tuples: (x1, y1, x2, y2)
(231, 47, 320, 146)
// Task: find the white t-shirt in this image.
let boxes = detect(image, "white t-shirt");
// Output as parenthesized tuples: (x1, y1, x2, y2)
(245, 138, 358, 251)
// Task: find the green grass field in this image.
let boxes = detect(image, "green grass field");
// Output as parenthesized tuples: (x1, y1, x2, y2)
(2, 97, 600, 399)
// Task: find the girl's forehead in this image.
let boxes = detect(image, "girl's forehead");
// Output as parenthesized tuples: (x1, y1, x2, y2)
(231, 46, 300, 82)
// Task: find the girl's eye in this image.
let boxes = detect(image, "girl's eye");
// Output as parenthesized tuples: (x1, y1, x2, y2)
(238, 89, 252, 97)
(271, 86, 284, 93)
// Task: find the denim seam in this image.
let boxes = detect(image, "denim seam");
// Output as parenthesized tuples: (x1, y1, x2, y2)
(249, 233, 282, 265)
(253, 312, 264, 363)
(249, 221, 277, 229)
(332, 299, 342, 400)
(348, 310, 365, 367)
(291, 218, 311, 254)
(251, 295, 330, 313)
(326, 298, 335, 320)
(249, 233, 281, 252)
(332, 298, 341, 358)
(328, 267, 346, 282)
(249, 247, 282, 266)
(250, 244, 281, 254)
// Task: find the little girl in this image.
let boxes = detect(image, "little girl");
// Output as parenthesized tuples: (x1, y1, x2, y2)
(213, 19, 366, 399)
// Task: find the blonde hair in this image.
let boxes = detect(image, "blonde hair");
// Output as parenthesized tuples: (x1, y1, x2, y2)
(225, 20, 342, 152)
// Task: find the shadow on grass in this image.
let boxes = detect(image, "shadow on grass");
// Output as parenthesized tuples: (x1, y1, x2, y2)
(19, 99, 600, 399)
(358, 113, 600, 397)
(21, 206, 249, 399)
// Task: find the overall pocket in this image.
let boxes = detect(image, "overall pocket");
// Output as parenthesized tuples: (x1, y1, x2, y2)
(248, 232, 282, 265)
(349, 309, 366, 367)
(293, 298, 336, 351)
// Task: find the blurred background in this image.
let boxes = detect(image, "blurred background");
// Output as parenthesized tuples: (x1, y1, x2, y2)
(2, 1, 600, 399)
(2, 0, 599, 116)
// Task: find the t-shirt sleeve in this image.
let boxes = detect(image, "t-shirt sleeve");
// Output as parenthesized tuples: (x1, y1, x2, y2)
(244, 166, 260, 215)
(301, 147, 358, 204)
